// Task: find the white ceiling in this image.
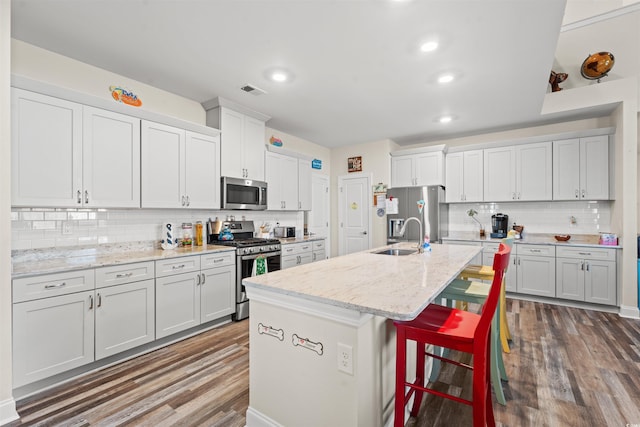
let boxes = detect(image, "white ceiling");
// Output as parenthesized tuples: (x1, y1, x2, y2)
(11, 0, 570, 148)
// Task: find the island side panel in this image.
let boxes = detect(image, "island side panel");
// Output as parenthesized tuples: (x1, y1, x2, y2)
(246, 291, 397, 427)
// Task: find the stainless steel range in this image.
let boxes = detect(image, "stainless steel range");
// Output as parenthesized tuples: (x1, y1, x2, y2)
(207, 220, 281, 320)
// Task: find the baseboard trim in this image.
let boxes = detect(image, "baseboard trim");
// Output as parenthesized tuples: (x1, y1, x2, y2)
(0, 397, 19, 425)
(618, 305, 640, 319)
(245, 407, 283, 427)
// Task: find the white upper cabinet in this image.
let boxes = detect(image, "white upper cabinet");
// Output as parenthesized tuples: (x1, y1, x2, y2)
(141, 120, 219, 209)
(298, 158, 313, 211)
(204, 98, 269, 181)
(83, 106, 141, 208)
(265, 151, 299, 211)
(484, 142, 552, 201)
(391, 149, 444, 187)
(12, 88, 83, 207)
(553, 135, 609, 200)
(12, 89, 141, 208)
(445, 150, 483, 202)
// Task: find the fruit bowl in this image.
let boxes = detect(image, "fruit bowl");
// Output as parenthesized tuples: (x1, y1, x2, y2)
(554, 234, 571, 242)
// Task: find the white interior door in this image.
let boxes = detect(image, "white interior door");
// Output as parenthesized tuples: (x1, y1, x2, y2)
(338, 173, 372, 256)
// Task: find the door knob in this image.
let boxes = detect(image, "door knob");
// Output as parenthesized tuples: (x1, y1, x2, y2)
(362, 231, 368, 235)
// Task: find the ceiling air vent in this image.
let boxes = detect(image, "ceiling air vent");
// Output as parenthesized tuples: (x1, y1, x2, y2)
(240, 84, 267, 96)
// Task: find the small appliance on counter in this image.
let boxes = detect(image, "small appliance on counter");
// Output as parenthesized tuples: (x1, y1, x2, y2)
(490, 213, 509, 238)
(274, 226, 296, 238)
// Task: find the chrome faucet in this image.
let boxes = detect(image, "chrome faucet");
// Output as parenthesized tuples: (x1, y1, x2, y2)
(398, 217, 424, 253)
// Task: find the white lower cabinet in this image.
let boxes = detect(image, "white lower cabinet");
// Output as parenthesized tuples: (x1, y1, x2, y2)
(281, 240, 324, 269)
(155, 252, 235, 338)
(12, 262, 155, 387)
(13, 289, 95, 388)
(556, 247, 616, 305)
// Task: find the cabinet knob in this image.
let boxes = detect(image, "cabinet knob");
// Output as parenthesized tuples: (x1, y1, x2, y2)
(575, 190, 579, 199)
(77, 190, 82, 204)
(85, 190, 89, 204)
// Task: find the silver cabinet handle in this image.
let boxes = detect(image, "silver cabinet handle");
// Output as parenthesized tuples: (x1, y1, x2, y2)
(89, 295, 94, 310)
(578, 252, 592, 256)
(45, 282, 66, 289)
(181, 195, 185, 206)
(299, 201, 302, 209)
(77, 190, 82, 204)
(115, 272, 133, 278)
(172, 264, 186, 270)
(196, 273, 201, 285)
(201, 273, 206, 284)
(97, 293, 102, 308)
(530, 249, 541, 253)
(213, 258, 224, 263)
(585, 262, 590, 272)
(186, 195, 190, 206)
(313, 253, 317, 261)
(85, 190, 89, 204)
(580, 261, 584, 271)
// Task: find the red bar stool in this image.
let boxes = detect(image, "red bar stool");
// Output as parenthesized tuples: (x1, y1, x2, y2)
(393, 244, 510, 427)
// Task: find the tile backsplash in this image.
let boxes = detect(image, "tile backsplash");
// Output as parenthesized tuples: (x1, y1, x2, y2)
(448, 201, 612, 235)
(11, 208, 304, 250)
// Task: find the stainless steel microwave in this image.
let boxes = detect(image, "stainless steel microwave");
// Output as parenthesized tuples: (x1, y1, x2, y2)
(221, 176, 268, 210)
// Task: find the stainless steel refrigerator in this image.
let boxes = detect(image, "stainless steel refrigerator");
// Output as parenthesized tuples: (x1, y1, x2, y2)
(386, 185, 448, 244)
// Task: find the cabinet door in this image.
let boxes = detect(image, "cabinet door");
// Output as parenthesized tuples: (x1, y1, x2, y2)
(483, 147, 516, 202)
(141, 121, 186, 208)
(83, 106, 141, 208)
(463, 150, 484, 202)
(265, 151, 282, 210)
(95, 279, 155, 359)
(516, 142, 552, 201)
(516, 255, 556, 297)
(312, 249, 326, 262)
(11, 88, 83, 207)
(219, 107, 244, 179)
(415, 152, 443, 186)
(281, 155, 299, 210)
(584, 260, 616, 305)
(185, 131, 220, 209)
(281, 255, 299, 270)
(505, 257, 517, 292)
(556, 257, 585, 301)
(553, 138, 580, 200)
(445, 153, 464, 202)
(299, 253, 313, 266)
(298, 158, 312, 210)
(243, 115, 266, 181)
(155, 272, 201, 338)
(580, 135, 609, 200)
(13, 290, 95, 387)
(201, 265, 235, 322)
(391, 155, 415, 187)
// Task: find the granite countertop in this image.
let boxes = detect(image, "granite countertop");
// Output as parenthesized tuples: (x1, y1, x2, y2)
(243, 241, 482, 321)
(278, 235, 326, 245)
(443, 232, 621, 249)
(11, 241, 235, 279)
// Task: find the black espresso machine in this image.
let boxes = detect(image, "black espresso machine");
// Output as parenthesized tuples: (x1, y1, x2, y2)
(490, 213, 509, 238)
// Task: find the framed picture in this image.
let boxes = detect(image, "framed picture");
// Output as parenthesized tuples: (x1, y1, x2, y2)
(348, 156, 362, 173)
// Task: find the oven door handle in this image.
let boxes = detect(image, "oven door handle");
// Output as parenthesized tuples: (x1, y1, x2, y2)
(239, 251, 281, 261)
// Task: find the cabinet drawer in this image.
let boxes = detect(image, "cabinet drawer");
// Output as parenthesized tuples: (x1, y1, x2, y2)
(556, 246, 616, 261)
(312, 240, 325, 251)
(95, 261, 155, 289)
(201, 251, 235, 269)
(281, 243, 312, 256)
(155, 256, 201, 278)
(517, 245, 555, 257)
(13, 270, 95, 303)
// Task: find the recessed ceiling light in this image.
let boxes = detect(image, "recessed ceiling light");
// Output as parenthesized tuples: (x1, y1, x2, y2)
(271, 71, 288, 82)
(420, 41, 439, 53)
(437, 74, 455, 84)
(439, 115, 453, 123)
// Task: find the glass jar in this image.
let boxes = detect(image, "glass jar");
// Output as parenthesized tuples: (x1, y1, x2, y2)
(181, 222, 193, 246)
(195, 221, 204, 246)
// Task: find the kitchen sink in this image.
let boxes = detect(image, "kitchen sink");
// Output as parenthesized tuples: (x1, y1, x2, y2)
(373, 248, 416, 256)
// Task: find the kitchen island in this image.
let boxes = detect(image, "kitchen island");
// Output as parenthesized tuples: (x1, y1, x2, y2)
(243, 242, 482, 427)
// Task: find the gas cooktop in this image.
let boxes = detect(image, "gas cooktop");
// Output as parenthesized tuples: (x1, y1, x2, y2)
(214, 238, 281, 248)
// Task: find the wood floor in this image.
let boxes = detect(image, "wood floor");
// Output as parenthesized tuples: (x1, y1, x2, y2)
(8, 299, 640, 427)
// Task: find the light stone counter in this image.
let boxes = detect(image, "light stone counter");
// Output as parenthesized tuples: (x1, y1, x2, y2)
(278, 235, 325, 245)
(11, 242, 235, 278)
(443, 232, 621, 249)
(243, 241, 482, 321)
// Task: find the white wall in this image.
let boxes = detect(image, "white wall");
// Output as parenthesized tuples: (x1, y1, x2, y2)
(1, 2, 18, 424)
(12, 40, 205, 124)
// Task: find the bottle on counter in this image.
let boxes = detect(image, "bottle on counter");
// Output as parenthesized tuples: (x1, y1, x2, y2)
(195, 221, 204, 246)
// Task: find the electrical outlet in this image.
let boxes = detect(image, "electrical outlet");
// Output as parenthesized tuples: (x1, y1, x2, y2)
(337, 343, 353, 375)
(62, 221, 72, 235)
